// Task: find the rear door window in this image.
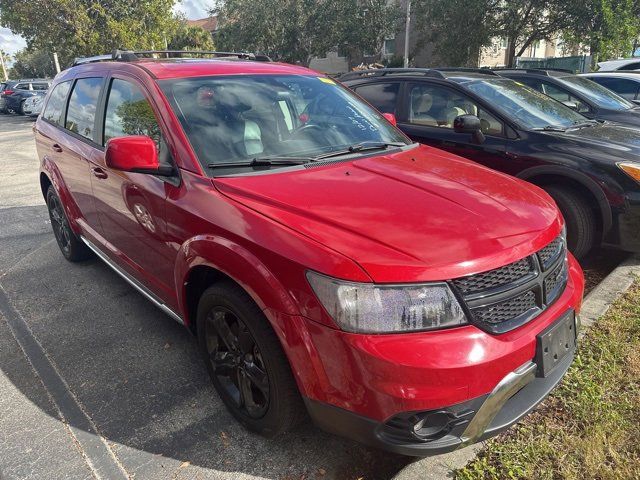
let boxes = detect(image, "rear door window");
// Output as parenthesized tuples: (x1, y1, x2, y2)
(14, 83, 29, 90)
(32, 83, 49, 91)
(353, 82, 400, 114)
(65, 78, 103, 141)
(42, 81, 72, 126)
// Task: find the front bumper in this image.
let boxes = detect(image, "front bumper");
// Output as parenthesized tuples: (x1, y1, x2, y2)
(305, 346, 573, 456)
(604, 191, 640, 252)
(292, 256, 583, 456)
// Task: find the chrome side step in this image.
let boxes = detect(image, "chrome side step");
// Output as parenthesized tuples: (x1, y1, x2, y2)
(80, 236, 184, 325)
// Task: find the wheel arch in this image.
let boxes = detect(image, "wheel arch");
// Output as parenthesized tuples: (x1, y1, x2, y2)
(175, 235, 299, 335)
(517, 165, 612, 237)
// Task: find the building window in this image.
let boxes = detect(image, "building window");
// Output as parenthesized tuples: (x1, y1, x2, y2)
(500, 38, 508, 49)
(383, 37, 396, 57)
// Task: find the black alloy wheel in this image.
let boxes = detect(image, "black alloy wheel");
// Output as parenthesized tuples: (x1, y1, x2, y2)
(205, 306, 270, 419)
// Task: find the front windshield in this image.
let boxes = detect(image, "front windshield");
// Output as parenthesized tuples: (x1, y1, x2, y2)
(160, 75, 409, 172)
(560, 76, 635, 111)
(464, 78, 588, 129)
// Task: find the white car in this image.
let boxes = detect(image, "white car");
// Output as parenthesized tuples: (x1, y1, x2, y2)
(597, 58, 640, 71)
(22, 95, 44, 117)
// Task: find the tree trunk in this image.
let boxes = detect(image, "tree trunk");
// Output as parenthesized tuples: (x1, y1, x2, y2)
(590, 39, 600, 70)
(505, 37, 517, 67)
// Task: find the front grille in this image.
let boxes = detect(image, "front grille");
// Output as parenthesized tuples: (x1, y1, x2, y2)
(472, 290, 538, 325)
(451, 234, 568, 334)
(452, 257, 534, 296)
(537, 236, 563, 270)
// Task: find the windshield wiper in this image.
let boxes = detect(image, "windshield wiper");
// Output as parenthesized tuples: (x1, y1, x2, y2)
(532, 125, 568, 132)
(313, 141, 406, 161)
(208, 156, 312, 169)
(568, 120, 599, 129)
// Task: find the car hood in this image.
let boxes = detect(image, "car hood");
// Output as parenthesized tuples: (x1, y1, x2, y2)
(213, 145, 562, 283)
(597, 108, 640, 127)
(543, 122, 640, 161)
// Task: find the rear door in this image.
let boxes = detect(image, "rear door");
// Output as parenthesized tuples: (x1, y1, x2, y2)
(589, 77, 640, 101)
(89, 73, 177, 304)
(37, 78, 103, 231)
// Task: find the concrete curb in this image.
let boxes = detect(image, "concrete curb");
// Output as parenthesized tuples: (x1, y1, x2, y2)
(391, 254, 640, 480)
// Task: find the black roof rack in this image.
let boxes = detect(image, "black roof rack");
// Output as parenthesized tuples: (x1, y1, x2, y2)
(338, 67, 501, 82)
(338, 68, 446, 81)
(493, 67, 574, 76)
(73, 49, 271, 66)
(433, 67, 498, 76)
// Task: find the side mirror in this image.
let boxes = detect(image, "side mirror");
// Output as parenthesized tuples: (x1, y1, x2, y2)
(382, 112, 397, 126)
(105, 136, 173, 176)
(453, 114, 485, 144)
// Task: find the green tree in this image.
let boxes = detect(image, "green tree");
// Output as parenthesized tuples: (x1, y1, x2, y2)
(9, 48, 57, 78)
(561, 0, 640, 67)
(167, 20, 215, 51)
(0, 0, 176, 68)
(214, 0, 400, 65)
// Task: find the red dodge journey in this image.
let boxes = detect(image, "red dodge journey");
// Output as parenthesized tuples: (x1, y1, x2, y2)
(35, 51, 584, 456)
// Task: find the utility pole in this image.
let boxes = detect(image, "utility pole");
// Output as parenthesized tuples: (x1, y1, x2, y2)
(0, 51, 7, 81)
(52, 52, 61, 74)
(403, 0, 411, 68)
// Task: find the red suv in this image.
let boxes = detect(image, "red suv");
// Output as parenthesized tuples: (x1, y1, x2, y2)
(35, 51, 584, 456)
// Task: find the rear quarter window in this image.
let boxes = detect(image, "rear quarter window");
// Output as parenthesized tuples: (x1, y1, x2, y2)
(42, 81, 72, 126)
(65, 78, 103, 141)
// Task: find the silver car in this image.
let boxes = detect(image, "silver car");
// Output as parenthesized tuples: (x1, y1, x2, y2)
(22, 95, 44, 117)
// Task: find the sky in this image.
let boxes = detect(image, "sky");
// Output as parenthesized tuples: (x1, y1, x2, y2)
(0, 0, 212, 57)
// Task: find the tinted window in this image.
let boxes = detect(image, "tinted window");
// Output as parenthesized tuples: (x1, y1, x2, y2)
(560, 76, 634, 111)
(42, 81, 72, 126)
(590, 77, 640, 100)
(104, 78, 160, 145)
(354, 82, 399, 114)
(619, 62, 640, 71)
(407, 83, 503, 135)
(14, 83, 29, 90)
(65, 78, 103, 140)
(32, 83, 49, 91)
(540, 82, 591, 113)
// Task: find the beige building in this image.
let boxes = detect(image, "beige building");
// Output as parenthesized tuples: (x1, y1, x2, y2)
(480, 37, 587, 67)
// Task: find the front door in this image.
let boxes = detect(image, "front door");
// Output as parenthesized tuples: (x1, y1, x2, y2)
(398, 82, 510, 173)
(89, 75, 178, 306)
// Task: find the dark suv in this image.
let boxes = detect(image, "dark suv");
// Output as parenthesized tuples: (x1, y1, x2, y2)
(342, 68, 640, 258)
(496, 69, 640, 128)
(1, 78, 50, 114)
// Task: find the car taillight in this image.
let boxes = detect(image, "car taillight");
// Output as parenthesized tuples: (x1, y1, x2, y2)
(2, 89, 14, 96)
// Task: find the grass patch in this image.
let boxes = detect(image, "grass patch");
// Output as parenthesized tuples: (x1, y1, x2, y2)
(455, 281, 640, 480)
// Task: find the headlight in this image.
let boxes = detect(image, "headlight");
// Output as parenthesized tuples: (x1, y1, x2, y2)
(306, 271, 467, 333)
(617, 162, 640, 184)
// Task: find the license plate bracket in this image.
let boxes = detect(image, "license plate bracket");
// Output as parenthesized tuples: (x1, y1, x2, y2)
(535, 310, 576, 377)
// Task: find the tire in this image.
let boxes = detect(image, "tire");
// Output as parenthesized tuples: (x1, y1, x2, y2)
(46, 186, 93, 262)
(18, 100, 26, 115)
(197, 281, 306, 437)
(545, 185, 596, 259)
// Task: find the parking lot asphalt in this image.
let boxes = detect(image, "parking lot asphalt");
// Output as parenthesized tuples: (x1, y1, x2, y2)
(0, 114, 427, 480)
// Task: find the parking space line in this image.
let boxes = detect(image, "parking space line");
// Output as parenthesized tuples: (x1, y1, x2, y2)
(0, 284, 130, 480)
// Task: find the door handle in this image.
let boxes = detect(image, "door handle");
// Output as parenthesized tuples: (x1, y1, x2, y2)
(52, 143, 63, 153)
(92, 167, 108, 179)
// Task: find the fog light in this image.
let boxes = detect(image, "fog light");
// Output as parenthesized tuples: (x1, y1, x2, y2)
(412, 411, 451, 440)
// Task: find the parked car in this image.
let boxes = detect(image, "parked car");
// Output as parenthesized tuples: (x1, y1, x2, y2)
(580, 72, 640, 102)
(4, 79, 49, 114)
(597, 58, 640, 72)
(36, 51, 584, 456)
(22, 94, 44, 117)
(495, 68, 640, 128)
(341, 68, 640, 259)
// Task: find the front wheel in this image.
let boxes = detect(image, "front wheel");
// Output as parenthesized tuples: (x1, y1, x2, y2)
(545, 185, 596, 260)
(197, 282, 306, 437)
(46, 186, 92, 262)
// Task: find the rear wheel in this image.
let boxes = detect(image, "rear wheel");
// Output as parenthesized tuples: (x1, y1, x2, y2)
(18, 100, 26, 115)
(197, 281, 306, 437)
(545, 185, 596, 259)
(46, 186, 92, 262)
